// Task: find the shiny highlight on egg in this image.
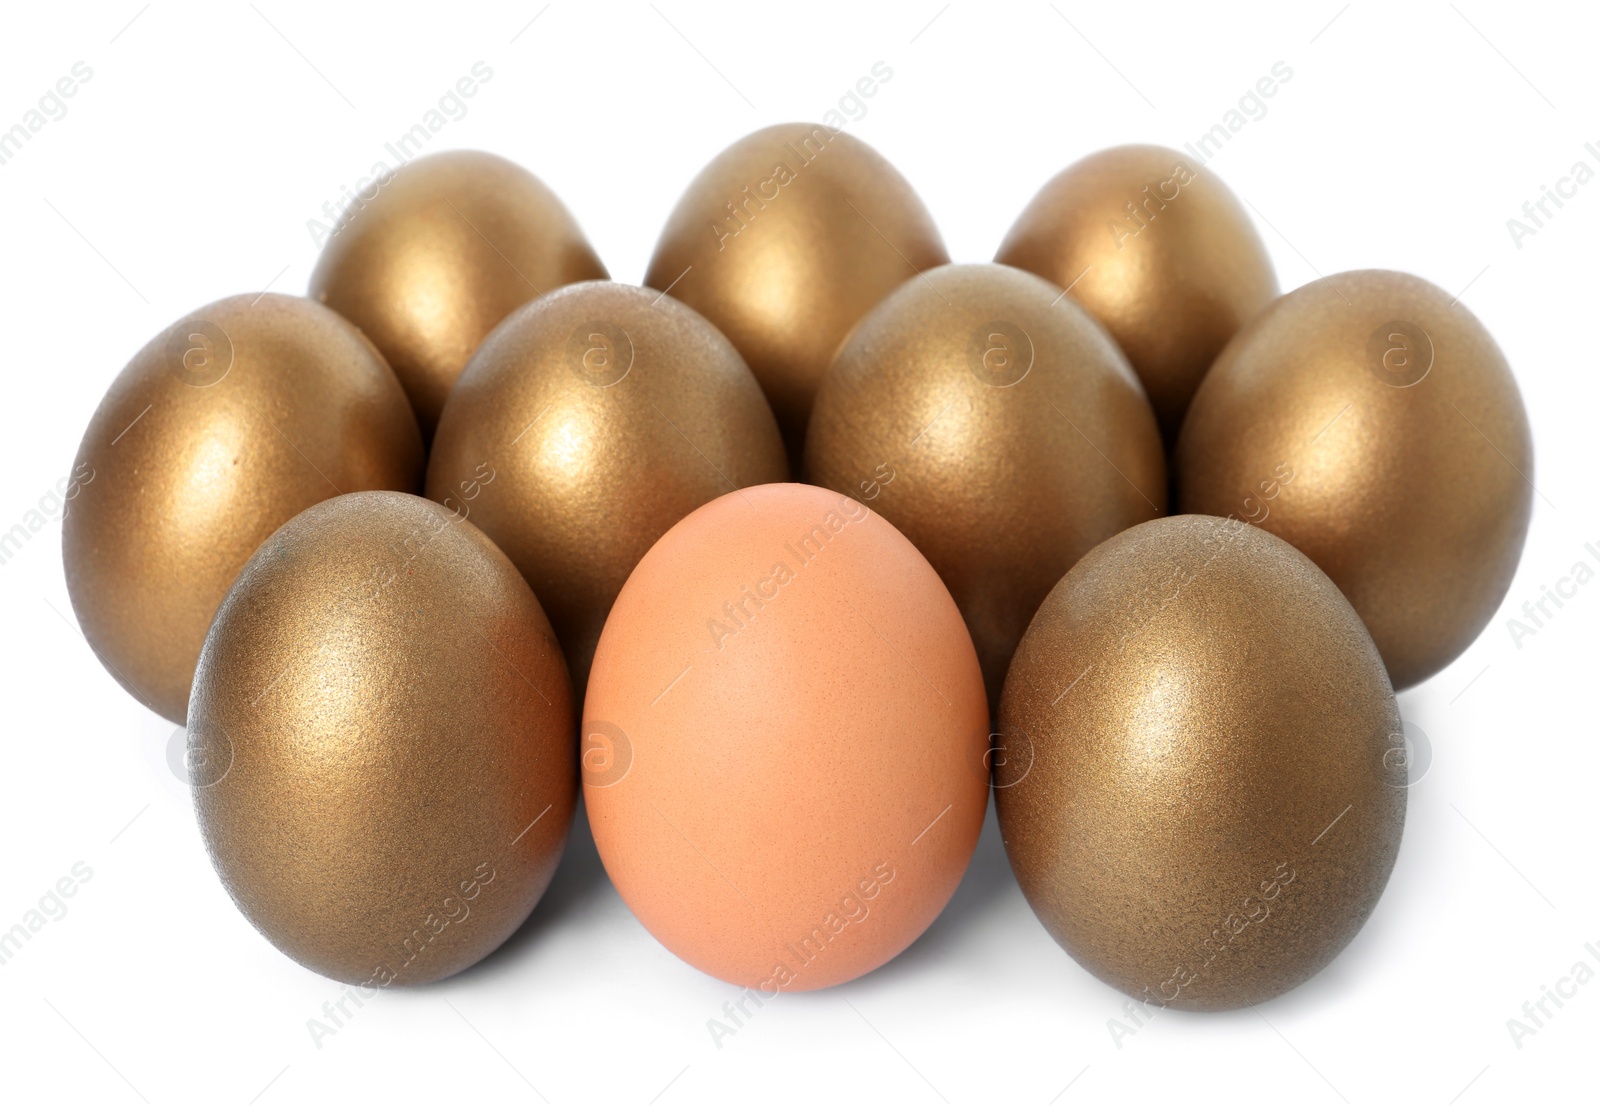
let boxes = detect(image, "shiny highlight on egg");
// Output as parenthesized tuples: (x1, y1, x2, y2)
(996, 144, 1278, 444)
(310, 149, 608, 438)
(806, 262, 1166, 706)
(645, 123, 948, 462)
(426, 281, 788, 696)
(189, 491, 575, 986)
(63, 294, 423, 723)
(998, 515, 1406, 1010)
(1176, 269, 1534, 689)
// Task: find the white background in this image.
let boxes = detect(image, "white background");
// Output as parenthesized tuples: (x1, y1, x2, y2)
(1, 2, 1595, 1105)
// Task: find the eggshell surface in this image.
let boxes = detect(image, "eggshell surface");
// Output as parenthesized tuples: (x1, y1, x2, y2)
(189, 491, 575, 986)
(63, 293, 423, 723)
(996, 145, 1278, 444)
(1175, 269, 1534, 689)
(583, 483, 988, 991)
(644, 123, 948, 463)
(425, 281, 787, 699)
(805, 262, 1166, 707)
(309, 150, 607, 438)
(997, 514, 1406, 1009)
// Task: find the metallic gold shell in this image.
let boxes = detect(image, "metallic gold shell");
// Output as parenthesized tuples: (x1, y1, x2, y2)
(1175, 269, 1534, 689)
(997, 515, 1406, 1011)
(805, 262, 1166, 706)
(63, 294, 423, 724)
(643, 123, 948, 463)
(309, 149, 607, 438)
(189, 491, 575, 986)
(425, 281, 788, 696)
(996, 144, 1278, 444)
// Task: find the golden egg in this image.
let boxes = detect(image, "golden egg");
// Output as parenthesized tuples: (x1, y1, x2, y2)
(425, 281, 787, 696)
(584, 483, 989, 991)
(63, 294, 422, 724)
(1175, 269, 1534, 689)
(189, 491, 575, 986)
(643, 123, 948, 463)
(996, 145, 1278, 444)
(309, 149, 607, 438)
(805, 262, 1165, 706)
(997, 514, 1406, 1011)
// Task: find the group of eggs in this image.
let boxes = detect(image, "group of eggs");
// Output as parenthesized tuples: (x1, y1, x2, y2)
(64, 123, 1532, 1011)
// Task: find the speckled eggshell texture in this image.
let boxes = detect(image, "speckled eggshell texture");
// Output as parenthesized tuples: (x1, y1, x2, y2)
(997, 515, 1406, 1010)
(189, 491, 575, 986)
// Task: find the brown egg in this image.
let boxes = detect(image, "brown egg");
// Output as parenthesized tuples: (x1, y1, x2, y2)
(189, 491, 575, 986)
(996, 144, 1278, 444)
(643, 123, 948, 463)
(583, 483, 988, 991)
(63, 294, 422, 724)
(806, 262, 1166, 706)
(426, 281, 787, 697)
(1176, 270, 1534, 689)
(998, 515, 1406, 1010)
(309, 149, 607, 438)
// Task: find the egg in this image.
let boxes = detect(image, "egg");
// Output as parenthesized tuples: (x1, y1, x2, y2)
(583, 483, 987, 991)
(425, 281, 787, 696)
(63, 294, 422, 724)
(805, 262, 1166, 706)
(309, 149, 607, 438)
(188, 491, 575, 986)
(1175, 269, 1534, 689)
(995, 145, 1278, 444)
(997, 515, 1406, 1010)
(644, 123, 948, 463)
